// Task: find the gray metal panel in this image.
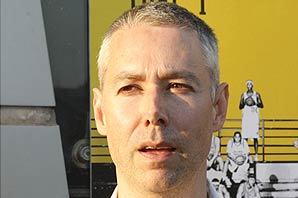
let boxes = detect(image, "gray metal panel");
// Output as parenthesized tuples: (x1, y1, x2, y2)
(0, 125, 69, 198)
(0, 0, 55, 106)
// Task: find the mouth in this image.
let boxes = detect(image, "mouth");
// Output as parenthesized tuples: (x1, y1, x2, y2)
(138, 142, 177, 160)
(139, 146, 176, 153)
(137, 142, 180, 163)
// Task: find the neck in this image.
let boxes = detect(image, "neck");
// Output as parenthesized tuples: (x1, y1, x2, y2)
(116, 169, 207, 198)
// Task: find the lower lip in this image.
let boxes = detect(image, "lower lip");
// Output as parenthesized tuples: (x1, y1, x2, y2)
(139, 150, 175, 161)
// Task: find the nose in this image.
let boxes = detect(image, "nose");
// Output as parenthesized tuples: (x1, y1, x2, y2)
(140, 87, 169, 128)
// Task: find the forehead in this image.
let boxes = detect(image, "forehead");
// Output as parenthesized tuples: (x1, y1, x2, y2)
(105, 24, 207, 76)
(109, 25, 200, 56)
(249, 177, 255, 181)
(111, 24, 198, 44)
(246, 81, 253, 85)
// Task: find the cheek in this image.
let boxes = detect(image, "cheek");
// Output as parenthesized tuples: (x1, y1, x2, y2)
(104, 97, 144, 142)
(176, 100, 214, 158)
(104, 97, 139, 130)
(174, 96, 214, 132)
(103, 101, 137, 157)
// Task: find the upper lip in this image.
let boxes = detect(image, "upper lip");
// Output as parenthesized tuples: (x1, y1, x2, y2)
(138, 142, 176, 152)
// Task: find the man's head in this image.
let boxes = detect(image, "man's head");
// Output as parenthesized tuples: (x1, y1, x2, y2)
(93, 2, 229, 196)
(97, 2, 219, 99)
(211, 178, 220, 191)
(248, 173, 256, 186)
(233, 131, 242, 143)
(246, 80, 254, 90)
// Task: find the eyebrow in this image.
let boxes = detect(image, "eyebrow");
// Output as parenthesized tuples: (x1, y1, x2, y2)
(160, 70, 201, 87)
(112, 70, 201, 87)
(112, 71, 146, 85)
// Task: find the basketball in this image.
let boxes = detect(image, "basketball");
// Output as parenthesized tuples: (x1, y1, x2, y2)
(235, 155, 246, 165)
(245, 97, 255, 106)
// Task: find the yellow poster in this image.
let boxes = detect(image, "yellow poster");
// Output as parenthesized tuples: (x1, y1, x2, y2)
(90, 1, 298, 197)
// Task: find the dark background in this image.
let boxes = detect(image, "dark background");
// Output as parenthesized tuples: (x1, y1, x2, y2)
(41, 1, 90, 197)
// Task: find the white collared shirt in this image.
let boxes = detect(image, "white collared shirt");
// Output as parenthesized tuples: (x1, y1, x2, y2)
(110, 180, 218, 198)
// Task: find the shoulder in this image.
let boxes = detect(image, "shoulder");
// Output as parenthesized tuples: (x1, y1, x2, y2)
(227, 139, 233, 145)
(214, 136, 220, 142)
(227, 140, 234, 148)
(242, 139, 249, 147)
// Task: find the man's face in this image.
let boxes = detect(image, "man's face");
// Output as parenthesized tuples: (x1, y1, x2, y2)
(234, 133, 241, 143)
(248, 177, 255, 186)
(246, 81, 253, 90)
(94, 24, 227, 192)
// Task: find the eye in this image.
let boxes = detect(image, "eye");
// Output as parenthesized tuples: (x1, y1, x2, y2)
(118, 84, 142, 95)
(167, 82, 194, 93)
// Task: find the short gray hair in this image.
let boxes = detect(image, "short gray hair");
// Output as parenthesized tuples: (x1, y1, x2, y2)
(97, 2, 219, 99)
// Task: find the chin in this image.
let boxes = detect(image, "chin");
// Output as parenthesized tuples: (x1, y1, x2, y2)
(140, 168, 184, 192)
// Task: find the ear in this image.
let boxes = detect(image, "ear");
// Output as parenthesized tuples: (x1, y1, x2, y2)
(93, 88, 107, 136)
(212, 83, 229, 132)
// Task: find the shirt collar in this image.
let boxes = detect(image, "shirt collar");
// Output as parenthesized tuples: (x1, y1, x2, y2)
(110, 186, 118, 198)
(110, 180, 218, 198)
